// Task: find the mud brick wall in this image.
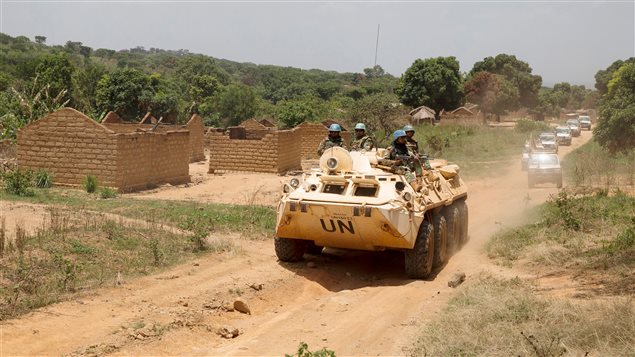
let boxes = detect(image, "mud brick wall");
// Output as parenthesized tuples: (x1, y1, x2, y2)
(116, 131, 190, 192)
(17, 108, 191, 192)
(186, 115, 205, 162)
(295, 122, 351, 159)
(17, 108, 119, 187)
(276, 129, 301, 173)
(208, 129, 301, 174)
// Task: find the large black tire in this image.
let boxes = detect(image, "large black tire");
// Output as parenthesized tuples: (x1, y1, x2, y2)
(456, 200, 469, 247)
(443, 205, 460, 256)
(274, 237, 307, 262)
(405, 221, 434, 279)
(432, 213, 447, 268)
(306, 241, 323, 255)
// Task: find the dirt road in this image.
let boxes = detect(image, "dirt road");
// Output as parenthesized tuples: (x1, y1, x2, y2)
(0, 131, 592, 356)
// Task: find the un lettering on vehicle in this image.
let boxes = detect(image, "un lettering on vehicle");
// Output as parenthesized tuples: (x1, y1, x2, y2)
(320, 218, 355, 234)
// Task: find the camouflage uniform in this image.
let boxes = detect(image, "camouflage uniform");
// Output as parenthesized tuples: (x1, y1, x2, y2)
(317, 136, 345, 156)
(349, 135, 375, 151)
(379, 140, 420, 183)
(405, 137, 419, 154)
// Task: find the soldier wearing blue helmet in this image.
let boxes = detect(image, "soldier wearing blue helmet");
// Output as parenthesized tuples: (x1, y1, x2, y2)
(379, 130, 421, 189)
(317, 123, 346, 155)
(350, 122, 375, 151)
(403, 124, 419, 153)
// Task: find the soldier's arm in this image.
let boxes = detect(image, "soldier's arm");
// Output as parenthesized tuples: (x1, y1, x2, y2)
(317, 140, 325, 156)
(362, 137, 374, 150)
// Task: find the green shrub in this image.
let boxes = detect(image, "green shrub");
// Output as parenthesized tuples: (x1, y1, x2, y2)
(2, 168, 34, 196)
(286, 342, 336, 357)
(514, 119, 550, 133)
(99, 187, 117, 199)
(83, 175, 97, 193)
(35, 170, 53, 188)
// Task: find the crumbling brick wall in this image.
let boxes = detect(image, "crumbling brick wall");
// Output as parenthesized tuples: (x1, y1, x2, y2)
(18, 108, 119, 187)
(208, 129, 301, 174)
(186, 114, 205, 162)
(17, 108, 190, 192)
(295, 122, 351, 159)
(116, 131, 190, 191)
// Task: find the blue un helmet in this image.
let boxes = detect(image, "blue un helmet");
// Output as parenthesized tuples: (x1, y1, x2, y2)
(393, 129, 407, 140)
(403, 124, 415, 132)
(354, 123, 366, 131)
(328, 123, 342, 132)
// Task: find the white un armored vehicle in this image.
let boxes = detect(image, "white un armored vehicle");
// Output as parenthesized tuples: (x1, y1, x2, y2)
(274, 147, 468, 279)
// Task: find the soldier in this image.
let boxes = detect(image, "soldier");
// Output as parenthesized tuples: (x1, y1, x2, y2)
(317, 124, 346, 156)
(379, 130, 422, 190)
(403, 125, 419, 154)
(349, 123, 375, 151)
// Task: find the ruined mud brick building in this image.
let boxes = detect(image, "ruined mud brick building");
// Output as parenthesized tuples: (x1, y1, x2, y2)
(101, 111, 205, 162)
(17, 108, 191, 192)
(207, 120, 351, 174)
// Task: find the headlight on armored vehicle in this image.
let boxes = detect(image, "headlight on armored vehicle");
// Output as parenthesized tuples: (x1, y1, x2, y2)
(290, 178, 300, 188)
(326, 157, 339, 171)
(403, 192, 413, 202)
(282, 184, 291, 193)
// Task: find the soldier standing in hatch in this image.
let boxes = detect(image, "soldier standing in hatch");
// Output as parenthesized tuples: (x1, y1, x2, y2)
(317, 124, 346, 156)
(349, 123, 375, 151)
(403, 124, 419, 154)
(379, 130, 422, 191)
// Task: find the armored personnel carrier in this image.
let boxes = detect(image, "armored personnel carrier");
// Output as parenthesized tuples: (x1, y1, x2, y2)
(274, 147, 468, 279)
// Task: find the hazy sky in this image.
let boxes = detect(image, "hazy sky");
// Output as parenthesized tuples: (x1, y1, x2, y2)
(1, 0, 634, 87)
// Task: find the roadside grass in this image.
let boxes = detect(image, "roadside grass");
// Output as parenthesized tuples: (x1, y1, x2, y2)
(487, 191, 635, 295)
(411, 274, 635, 357)
(0, 188, 276, 239)
(0, 208, 204, 320)
(562, 139, 635, 192)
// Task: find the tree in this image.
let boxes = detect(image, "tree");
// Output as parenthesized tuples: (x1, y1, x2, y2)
(72, 60, 107, 115)
(530, 88, 560, 121)
(464, 71, 520, 121)
(276, 97, 322, 128)
(470, 54, 542, 108)
(96, 68, 154, 120)
(396, 57, 463, 120)
(349, 92, 407, 142)
(211, 84, 257, 127)
(595, 58, 635, 95)
(35, 53, 75, 102)
(34, 36, 46, 44)
(363, 65, 385, 78)
(594, 62, 635, 153)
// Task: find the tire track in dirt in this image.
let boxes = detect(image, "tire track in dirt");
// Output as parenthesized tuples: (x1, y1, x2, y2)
(0, 131, 592, 356)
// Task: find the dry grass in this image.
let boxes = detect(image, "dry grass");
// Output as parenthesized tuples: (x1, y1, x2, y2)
(486, 192, 635, 295)
(0, 206, 237, 320)
(411, 274, 635, 357)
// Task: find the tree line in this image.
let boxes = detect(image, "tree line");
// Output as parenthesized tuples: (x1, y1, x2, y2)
(0, 32, 631, 152)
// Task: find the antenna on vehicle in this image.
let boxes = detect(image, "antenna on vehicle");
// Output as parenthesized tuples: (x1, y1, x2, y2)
(374, 24, 380, 67)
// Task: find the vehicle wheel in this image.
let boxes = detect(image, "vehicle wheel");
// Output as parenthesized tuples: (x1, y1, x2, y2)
(433, 213, 447, 268)
(274, 237, 307, 262)
(443, 205, 460, 256)
(405, 221, 434, 279)
(456, 200, 469, 246)
(306, 241, 323, 255)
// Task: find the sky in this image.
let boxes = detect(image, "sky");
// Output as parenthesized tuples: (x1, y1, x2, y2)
(1, 0, 634, 88)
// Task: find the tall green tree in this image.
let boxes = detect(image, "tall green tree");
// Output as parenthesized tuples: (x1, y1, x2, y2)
(470, 54, 542, 108)
(594, 62, 635, 153)
(211, 84, 257, 127)
(276, 97, 322, 128)
(35, 53, 75, 102)
(595, 58, 635, 95)
(464, 71, 520, 121)
(396, 57, 463, 120)
(96, 68, 155, 120)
